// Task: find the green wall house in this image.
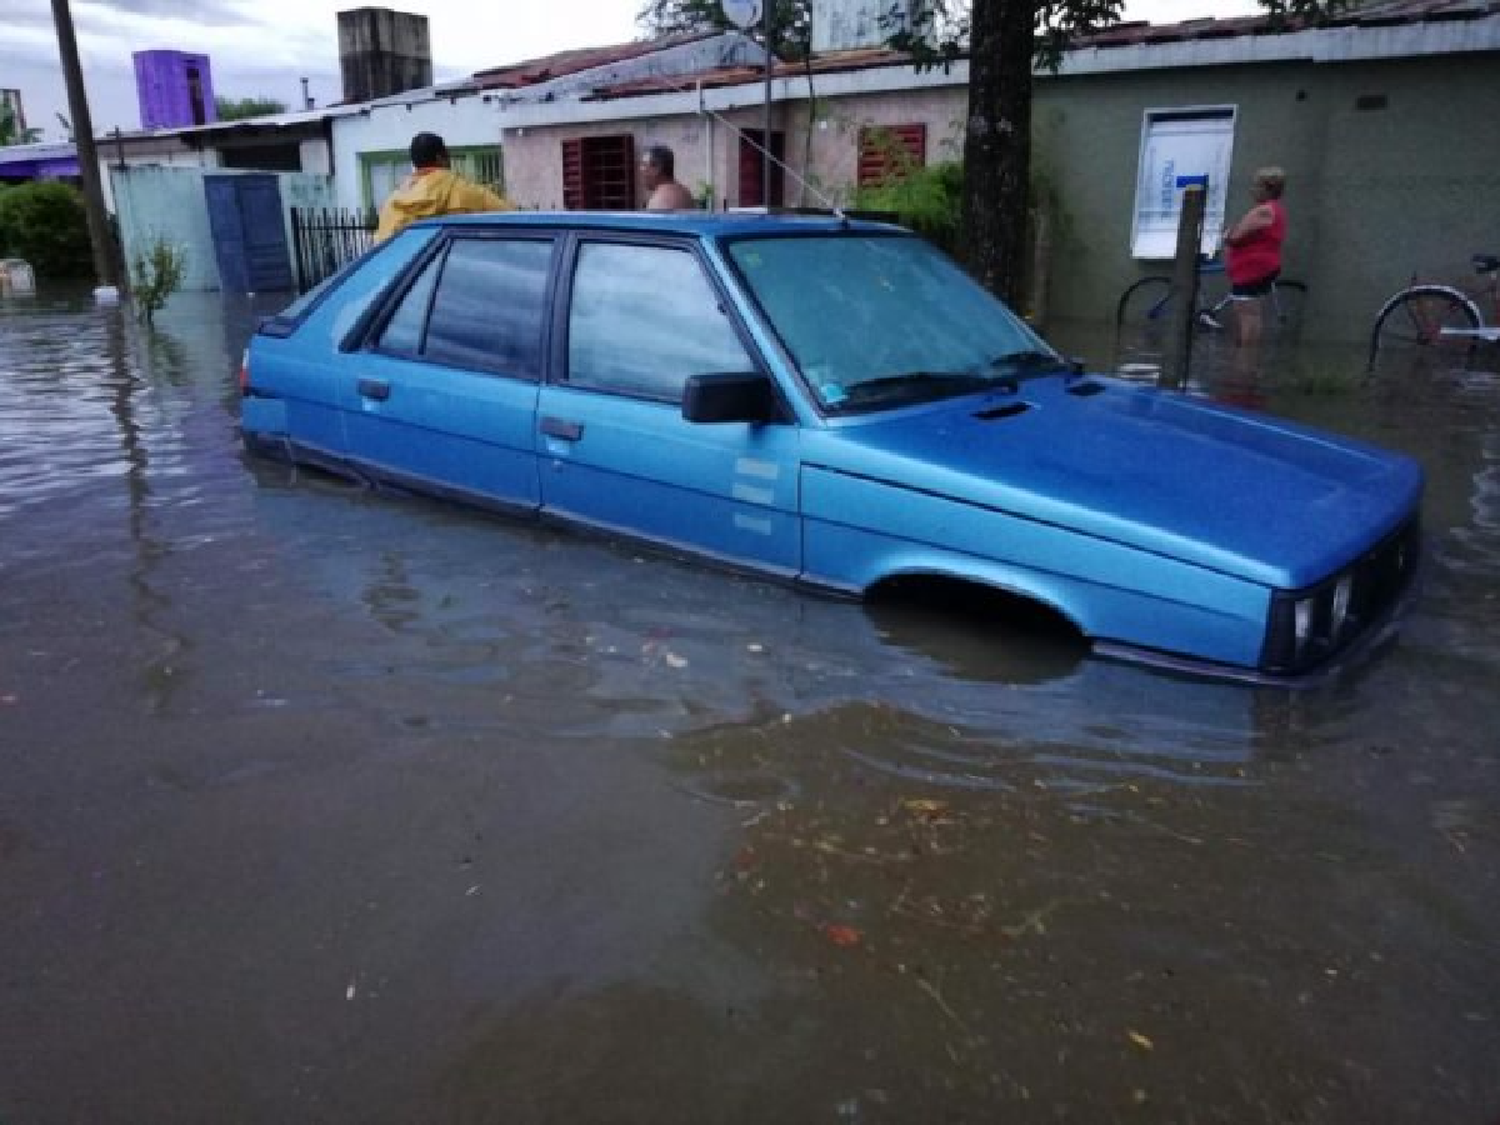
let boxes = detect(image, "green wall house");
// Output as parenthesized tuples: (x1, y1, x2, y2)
(1036, 4, 1500, 340)
(491, 0, 1499, 341)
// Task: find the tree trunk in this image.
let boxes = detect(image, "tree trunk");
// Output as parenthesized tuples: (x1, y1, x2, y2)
(961, 0, 1034, 305)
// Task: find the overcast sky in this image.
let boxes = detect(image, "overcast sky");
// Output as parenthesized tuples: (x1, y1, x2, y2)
(2, 0, 1260, 142)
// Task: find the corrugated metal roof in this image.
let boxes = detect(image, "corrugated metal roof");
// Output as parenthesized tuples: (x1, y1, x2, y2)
(470, 31, 721, 91)
(0, 141, 78, 165)
(1077, 0, 1500, 47)
(587, 47, 913, 100)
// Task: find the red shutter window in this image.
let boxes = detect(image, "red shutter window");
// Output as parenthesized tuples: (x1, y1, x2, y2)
(857, 123, 927, 188)
(561, 135, 636, 210)
(562, 138, 584, 210)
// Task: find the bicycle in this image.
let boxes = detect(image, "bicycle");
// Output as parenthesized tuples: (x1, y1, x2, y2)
(1116, 259, 1308, 341)
(1367, 254, 1500, 371)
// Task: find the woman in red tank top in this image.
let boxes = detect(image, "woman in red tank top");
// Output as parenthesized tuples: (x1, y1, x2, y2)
(1223, 167, 1287, 347)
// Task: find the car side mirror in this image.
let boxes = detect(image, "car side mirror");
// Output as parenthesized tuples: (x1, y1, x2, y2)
(682, 372, 778, 424)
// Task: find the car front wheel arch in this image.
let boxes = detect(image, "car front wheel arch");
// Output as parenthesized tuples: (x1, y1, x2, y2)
(862, 572, 1090, 648)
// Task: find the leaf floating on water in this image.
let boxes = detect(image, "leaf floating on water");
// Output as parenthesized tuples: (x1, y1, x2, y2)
(1127, 1030, 1154, 1052)
(823, 924, 863, 948)
(904, 799, 949, 816)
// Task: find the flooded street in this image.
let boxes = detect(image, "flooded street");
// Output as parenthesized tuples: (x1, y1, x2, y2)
(2, 290, 1498, 1123)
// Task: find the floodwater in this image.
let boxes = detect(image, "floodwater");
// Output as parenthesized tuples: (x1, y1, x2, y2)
(1, 290, 1497, 1124)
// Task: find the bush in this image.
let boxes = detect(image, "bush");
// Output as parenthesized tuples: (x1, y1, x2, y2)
(852, 160, 965, 257)
(131, 236, 187, 324)
(0, 181, 93, 279)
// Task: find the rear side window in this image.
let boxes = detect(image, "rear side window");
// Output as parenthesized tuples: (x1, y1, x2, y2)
(566, 242, 753, 401)
(378, 237, 553, 378)
(379, 255, 439, 356)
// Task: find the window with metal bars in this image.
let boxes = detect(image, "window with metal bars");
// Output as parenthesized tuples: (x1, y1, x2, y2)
(561, 135, 636, 210)
(359, 145, 505, 208)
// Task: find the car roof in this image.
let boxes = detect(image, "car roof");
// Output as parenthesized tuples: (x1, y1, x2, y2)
(416, 211, 907, 238)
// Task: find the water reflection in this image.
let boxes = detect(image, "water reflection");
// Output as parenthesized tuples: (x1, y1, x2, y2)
(3, 294, 1500, 1123)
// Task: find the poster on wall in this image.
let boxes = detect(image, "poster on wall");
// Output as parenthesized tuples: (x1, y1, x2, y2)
(1130, 107, 1236, 261)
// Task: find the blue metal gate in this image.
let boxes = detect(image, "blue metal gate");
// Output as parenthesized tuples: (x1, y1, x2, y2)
(204, 174, 294, 293)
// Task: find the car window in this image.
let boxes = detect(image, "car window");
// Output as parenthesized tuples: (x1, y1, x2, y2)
(378, 252, 441, 357)
(423, 239, 553, 377)
(566, 242, 753, 400)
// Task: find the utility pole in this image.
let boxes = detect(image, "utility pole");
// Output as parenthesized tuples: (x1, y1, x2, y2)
(49, 0, 122, 289)
(762, 0, 772, 209)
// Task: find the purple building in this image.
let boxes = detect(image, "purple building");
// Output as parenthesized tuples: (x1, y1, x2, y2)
(133, 51, 217, 131)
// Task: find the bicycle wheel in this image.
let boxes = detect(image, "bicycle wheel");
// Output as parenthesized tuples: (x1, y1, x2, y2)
(1116, 277, 1174, 332)
(1267, 279, 1307, 339)
(1369, 286, 1481, 372)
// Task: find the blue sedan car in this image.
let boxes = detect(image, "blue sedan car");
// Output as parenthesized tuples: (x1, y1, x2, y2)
(242, 213, 1422, 683)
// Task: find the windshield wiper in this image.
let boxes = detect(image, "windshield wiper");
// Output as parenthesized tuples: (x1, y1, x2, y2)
(839, 371, 993, 408)
(988, 349, 1070, 373)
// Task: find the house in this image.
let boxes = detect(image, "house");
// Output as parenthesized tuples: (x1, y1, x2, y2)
(329, 31, 768, 212)
(490, 0, 1500, 340)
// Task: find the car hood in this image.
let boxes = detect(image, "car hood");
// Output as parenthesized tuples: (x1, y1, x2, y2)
(805, 377, 1424, 589)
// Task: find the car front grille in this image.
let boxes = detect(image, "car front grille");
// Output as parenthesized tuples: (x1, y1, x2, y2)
(1261, 514, 1421, 675)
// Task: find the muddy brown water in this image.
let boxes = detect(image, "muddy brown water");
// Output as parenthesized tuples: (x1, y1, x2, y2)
(1, 291, 1497, 1123)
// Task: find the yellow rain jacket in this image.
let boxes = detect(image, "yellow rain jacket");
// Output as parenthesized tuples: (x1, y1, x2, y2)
(374, 168, 514, 243)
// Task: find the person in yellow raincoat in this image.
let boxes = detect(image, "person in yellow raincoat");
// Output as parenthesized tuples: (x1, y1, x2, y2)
(374, 132, 514, 243)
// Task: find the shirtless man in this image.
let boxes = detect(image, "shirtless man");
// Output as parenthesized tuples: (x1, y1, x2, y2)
(641, 145, 696, 211)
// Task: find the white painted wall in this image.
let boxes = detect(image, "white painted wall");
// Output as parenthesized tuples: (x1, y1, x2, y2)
(97, 147, 220, 213)
(331, 93, 504, 210)
(298, 138, 332, 176)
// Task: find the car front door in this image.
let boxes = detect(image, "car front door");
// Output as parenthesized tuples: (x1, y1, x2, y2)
(342, 232, 555, 513)
(535, 236, 801, 577)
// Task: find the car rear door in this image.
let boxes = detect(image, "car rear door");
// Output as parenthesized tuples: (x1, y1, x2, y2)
(341, 231, 556, 513)
(534, 234, 801, 576)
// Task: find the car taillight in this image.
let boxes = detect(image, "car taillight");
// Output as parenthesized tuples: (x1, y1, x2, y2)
(238, 349, 250, 395)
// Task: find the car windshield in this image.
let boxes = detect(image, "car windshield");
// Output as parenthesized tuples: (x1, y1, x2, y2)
(726, 233, 1060, 412)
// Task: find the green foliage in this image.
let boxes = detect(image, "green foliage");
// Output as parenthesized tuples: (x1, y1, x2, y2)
(852, 156, 1067, 262)
(213, 95, 288, 122)
(892, 0, 1355, 71)
(0, 102, 43, 145)
(131, 236, 187, 325)
(636, 0, 812, 59)
(891, 0, 1127, 73)
(854, 160, 965, 254)
(0, 182, 92, 278)
(1259, 0, 1357, 27)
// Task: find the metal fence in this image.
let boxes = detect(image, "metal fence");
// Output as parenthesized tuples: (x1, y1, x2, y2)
(290, 207, 377, 294)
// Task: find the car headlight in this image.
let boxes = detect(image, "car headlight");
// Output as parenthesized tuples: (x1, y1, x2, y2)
(1294, 597, 1316, 656)
(1330, 575, 1353, 636)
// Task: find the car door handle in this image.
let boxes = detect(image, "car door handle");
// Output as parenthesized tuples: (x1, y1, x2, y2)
(540, 416, 584, 441)
(357, 378, 391, 402)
